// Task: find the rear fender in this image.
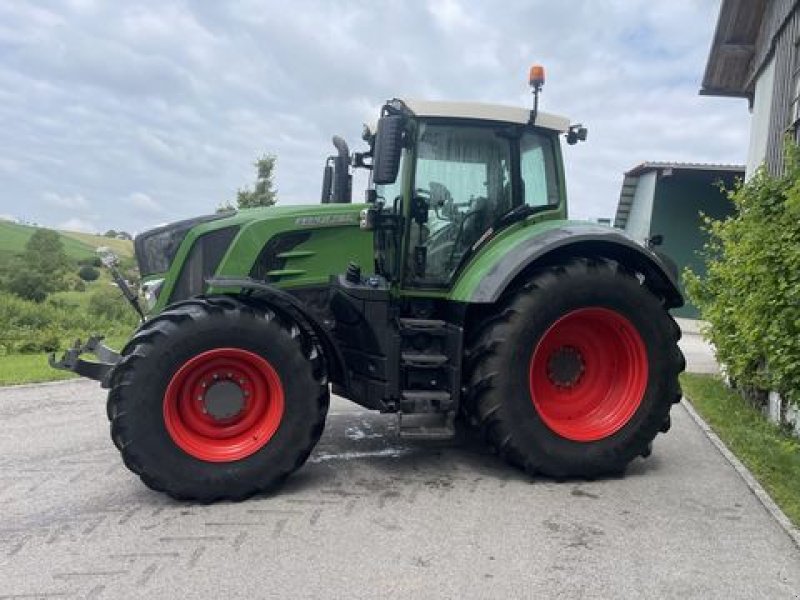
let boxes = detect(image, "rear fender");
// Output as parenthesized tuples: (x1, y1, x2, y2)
(465, 225, 683, 308)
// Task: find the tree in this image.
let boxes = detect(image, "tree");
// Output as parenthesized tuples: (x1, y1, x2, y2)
(236, 154, 278, 209)
(23, 229, 68, 277)
(6, 270, 50, 303)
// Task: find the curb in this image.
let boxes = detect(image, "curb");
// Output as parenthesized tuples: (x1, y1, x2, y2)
(681, 397, 800, 550)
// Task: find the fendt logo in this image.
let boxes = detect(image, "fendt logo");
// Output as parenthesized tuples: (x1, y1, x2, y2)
(295, 214, 358, 228)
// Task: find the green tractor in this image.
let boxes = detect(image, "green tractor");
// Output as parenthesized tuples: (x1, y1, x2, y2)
(53, 71, 684, 502)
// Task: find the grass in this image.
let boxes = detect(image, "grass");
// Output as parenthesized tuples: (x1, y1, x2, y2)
(0, 221, 133, 266)
(681, 373, 800, 528)
(60, 230, 133, 257)
(0, 353, 78, 385)
(0, 334, 129, 386)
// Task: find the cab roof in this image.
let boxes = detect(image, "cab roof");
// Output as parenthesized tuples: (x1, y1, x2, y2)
(400, 98, 570, 133)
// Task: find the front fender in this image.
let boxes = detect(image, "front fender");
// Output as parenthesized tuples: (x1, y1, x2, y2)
(206, 277, 348, 386)
(453, 223, 683, 308)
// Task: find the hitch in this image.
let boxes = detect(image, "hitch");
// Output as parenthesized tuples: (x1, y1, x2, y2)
(49, 336, 121, 387)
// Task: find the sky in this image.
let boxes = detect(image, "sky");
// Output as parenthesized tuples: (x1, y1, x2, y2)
(0, 0, 749, 235)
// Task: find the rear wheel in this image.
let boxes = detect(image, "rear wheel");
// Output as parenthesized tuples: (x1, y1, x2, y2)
(107, 296, 328, 502)
(465, 258, 684, 478)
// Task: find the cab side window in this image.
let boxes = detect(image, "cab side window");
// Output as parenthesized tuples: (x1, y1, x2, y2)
(520, 133, 559, 207)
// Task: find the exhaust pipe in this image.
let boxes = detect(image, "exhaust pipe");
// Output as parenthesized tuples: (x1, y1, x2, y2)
(331, 135, 352, 204)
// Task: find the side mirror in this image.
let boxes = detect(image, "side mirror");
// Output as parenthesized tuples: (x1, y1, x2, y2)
(372, 115, 404, 185)
(566, 124, 588, 145)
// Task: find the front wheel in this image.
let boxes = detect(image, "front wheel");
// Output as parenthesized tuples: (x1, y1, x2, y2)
(107, 296, 329, 502)
(465, 258, 684, 478)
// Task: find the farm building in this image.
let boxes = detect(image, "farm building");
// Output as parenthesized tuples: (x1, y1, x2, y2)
(613, 162, 744, 319)
(701, 0, 800, 176)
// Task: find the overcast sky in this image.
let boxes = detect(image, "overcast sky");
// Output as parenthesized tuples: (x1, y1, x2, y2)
(0, 0, 749, 234)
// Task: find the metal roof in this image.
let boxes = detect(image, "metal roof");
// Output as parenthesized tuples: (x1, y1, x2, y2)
(400, 98, 571, 132)
(625, 161, 745, 177)
(613, 162, 745, 229)
(700, 0, 767, 98)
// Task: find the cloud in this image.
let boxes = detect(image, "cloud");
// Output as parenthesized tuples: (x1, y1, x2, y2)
(43, 191, 89, 210)
(0, 1, 749, 233)
(126, 191, 163, 214)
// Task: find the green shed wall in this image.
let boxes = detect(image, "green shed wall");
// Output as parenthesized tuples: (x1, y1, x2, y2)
(648, 169, 740, 318)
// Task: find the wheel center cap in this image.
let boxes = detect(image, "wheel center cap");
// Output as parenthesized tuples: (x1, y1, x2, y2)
(547, 346, 585, 388)
(204, 380, 245, 420)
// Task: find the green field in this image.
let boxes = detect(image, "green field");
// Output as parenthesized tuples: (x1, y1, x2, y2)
(0, 220, 133, 266)
(61, 230, 133, 257)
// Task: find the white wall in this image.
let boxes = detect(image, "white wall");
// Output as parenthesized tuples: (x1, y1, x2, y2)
(624, 171, 657, 243)
(746, 56, 776, 178)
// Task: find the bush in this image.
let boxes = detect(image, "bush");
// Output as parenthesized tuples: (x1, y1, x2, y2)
(88, 286, 135, 322)
(0, 290, 137, 355)
(685, 144, 800, 406)
(5, 270, 51, 303)
(74, 279, 86, 292)
(78, 265, 100, 281)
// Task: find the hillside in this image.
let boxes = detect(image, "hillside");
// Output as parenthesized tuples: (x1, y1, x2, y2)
(0, 221, 133, 265)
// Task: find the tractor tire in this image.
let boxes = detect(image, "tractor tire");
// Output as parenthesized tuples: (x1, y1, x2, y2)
(106, 295, 329, 502)
(465, 257, 684, 478)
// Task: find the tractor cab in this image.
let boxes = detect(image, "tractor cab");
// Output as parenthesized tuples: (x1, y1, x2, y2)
(366, 98, 573, 288)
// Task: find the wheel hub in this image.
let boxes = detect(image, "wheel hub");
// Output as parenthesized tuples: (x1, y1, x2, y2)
(529, 307, 649, 442)
(203, 379, 246, 420)
(546, 346, 584, 388)
(163, 348, 285, 462)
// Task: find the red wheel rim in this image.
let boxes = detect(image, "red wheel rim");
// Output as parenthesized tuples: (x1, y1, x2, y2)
(163, 348, 285, 462)
(529, 307, 648, 442)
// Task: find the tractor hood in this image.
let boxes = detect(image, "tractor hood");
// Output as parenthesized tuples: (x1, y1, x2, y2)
(138, 203, 373, 314)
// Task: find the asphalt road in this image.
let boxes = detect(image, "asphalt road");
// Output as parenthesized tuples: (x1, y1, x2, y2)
(1, 376, 799, 599)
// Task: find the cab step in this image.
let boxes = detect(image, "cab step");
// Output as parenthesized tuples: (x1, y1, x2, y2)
(401, 352, 449, 367)
(400, 390, 452, 413)
(397, 412, 455, 441)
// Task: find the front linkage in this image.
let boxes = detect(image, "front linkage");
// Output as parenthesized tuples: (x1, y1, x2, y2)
(49, 335, 120, 386)
(50, 247, 139, 386)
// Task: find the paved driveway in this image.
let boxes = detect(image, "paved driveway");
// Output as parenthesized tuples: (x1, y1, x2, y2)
(1, 378, 799, 599)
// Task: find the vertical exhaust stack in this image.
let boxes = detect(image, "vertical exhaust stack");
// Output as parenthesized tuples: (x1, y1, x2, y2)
(331, 135, 352, 204)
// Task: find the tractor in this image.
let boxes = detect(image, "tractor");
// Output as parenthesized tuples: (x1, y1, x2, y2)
(52, 68, 685, 502)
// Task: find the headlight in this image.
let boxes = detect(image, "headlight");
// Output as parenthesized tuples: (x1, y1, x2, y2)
(141, 278, 164, 311)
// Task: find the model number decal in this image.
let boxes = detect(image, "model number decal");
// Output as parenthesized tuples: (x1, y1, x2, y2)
(295, 214, 358, 227)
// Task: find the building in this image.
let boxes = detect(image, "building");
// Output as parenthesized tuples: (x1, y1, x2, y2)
(613, 162, 744, 318)
(701, 0, 800, 176)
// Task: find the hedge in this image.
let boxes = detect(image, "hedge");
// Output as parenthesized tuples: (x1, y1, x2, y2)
(0, 288, 138, 354)
(685, 145, 800, 406)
